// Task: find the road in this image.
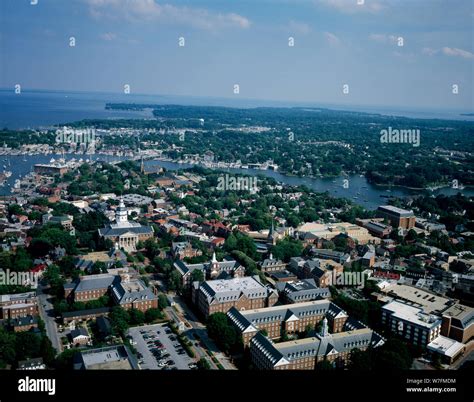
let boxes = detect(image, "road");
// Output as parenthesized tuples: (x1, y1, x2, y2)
(36, 284, 61, 354)
(166, 295, 237, 370)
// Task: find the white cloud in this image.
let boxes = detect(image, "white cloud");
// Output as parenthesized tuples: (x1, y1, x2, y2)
(315, 0, 385, 14)
(324, 31, 341, 46)
(441, 47, 474, 59)
(421, 46, 473, 59)
(369, 33, 397, 44)
(287, 20, 311, 35)
(100, 32, 117, 41)
(85, 0, 251, 30)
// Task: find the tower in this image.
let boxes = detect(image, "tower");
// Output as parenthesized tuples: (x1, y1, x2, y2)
(210, 252, 220, 278)
(320, 317, 329, 338)
(267, 217, 277, 246)
(116, 197, 128, 225)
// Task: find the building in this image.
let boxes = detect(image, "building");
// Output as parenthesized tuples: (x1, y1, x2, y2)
(174, 253, 245, 289)
(62, 307, 111, 324)
(96, 316, 112, 339)
(297, 222, 380, 245)
(171, 241, 202, 260)
(381, 301, 442, 346)
(98, 197, 154, 252)
(227, 300, 350, 347)
(378, 283, 453, 314)
(300, 259, 344, 287)
(361, 251, 375, 267)
(258, 254, 287, 273)
(110, 276, 158, 312)
(427, 335, 465, 365)
(276, 279, 331, 304)
(74, 345, 138, 370)
(194, 276, 277, 318)
(358, 220, 392, 238)
(250, 323, 384, 370)
(0, 292, 38, 319)
(18, 358, 46, 370)
(34, 163, 69, 176)
(440, 303, 474, 343)
(377, 205, 416, 229)
(10, 315, 39, 332)
(310, 249, 350, 265)
(74, 245, 128, 273)
(65, 274, 115, 302)
(69, 327, 91, 346)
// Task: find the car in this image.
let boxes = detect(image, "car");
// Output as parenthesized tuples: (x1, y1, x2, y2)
(166, 360, 174, 365)
(162, 353, 170, 359)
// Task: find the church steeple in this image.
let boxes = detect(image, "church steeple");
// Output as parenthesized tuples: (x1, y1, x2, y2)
(267, 217, 277, 245)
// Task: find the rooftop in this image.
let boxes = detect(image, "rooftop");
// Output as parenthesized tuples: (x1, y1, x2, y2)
(78, 345, 137, 370)
(427, 335, 465, 358)
(382, 300, 442, 329)
(378, 205, 415, 217)
(382, 284, 453, 314)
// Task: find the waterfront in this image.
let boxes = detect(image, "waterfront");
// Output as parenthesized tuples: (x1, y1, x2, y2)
(1, 154, 472, 209)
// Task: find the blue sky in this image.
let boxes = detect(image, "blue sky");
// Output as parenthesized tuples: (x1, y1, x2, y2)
(0, 0, 473, 110)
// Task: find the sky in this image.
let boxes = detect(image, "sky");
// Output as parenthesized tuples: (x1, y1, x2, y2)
(0, 0, 473, 111)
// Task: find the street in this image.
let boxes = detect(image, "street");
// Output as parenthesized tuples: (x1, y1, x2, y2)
(36, 284, 61, 354)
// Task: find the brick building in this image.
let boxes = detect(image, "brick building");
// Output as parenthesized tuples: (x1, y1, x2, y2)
(227, 299, 350, 347)
(174, 253, 245, 289)
(440, 303, 474, 343)
(193, 276, 277, 318)
(0, 292, 38, 319)
(377, 205, 416, 229)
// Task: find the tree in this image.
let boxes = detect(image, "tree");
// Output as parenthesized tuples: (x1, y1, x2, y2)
(197, 357, 211, 370)
(129, 308, 145, 326)
(167, 270, 182, 292)
(348, 349, 373, 370)
(316, 359, 334, 370)
(109, 306, 130, 336)
(145, 308, 163, 323)
(158, 294, 169, 310)
(271, 238, 303, 262)
(207, 313, 240, 353)
(191, 269, 204, 284)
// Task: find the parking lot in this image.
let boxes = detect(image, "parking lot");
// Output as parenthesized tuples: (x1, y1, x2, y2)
(127, 323, 197, 370)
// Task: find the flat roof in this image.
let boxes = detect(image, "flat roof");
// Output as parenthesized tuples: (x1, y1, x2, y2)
(382, 301, 441, 329)
(205, 276, 264, 293)
(382, 284, 453, 313)
(80, 345, 136, 370)
(427, 335, 465, 358)
(378, 205, 415, 217)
